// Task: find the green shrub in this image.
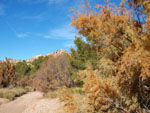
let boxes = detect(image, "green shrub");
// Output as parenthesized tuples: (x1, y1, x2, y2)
(31, 56, 48, 71)
(15, 61, 31, 78)
(3, 92, 16, 100)
(69, 37, 99, 71)
(15, 56, 48, 79)
(68, 87, 84, 94)
(44, 87, 84, 99)
(44, 90, 60, 99)
(0, 87, 31, 100)
(75, 80, 84, 87)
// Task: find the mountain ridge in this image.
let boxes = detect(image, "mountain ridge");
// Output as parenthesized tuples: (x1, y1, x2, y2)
(1, 49, 68, 63)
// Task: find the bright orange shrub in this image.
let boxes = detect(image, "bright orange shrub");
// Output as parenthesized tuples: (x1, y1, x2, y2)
(69, 0, 150, 112)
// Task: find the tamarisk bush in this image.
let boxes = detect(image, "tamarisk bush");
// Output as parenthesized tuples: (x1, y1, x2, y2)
(0, 58, 16, 87)
(66, 0, 150, 112)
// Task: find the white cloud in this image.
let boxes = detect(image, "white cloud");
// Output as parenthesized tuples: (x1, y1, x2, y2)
(5, 21, 33, 39)
(43, 24, 77, 40)
(16, 32, 30, 38)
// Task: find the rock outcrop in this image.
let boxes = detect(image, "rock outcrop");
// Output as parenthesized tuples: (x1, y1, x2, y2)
(1, 49, 68, 64)
(26, 49, 68, 63)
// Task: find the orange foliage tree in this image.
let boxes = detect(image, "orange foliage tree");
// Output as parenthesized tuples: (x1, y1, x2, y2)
(0, 58, 16, 87)
(70, 0, 150, 112)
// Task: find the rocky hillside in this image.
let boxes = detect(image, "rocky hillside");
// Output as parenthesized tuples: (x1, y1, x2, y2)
(26, 49, 68, 62)
(0, 49, 73, 91)
(1, 49, 68, 63)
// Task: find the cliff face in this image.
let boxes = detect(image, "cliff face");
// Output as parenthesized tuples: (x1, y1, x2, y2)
(26, 54, 43, 63)
(46, 49, 68, 57)
(1, 49, 69, 64)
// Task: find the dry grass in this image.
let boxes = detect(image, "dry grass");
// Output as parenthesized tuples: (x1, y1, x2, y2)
(54, 87, 87, 113)
(44, 87, 84, 99)
(60, 89, 80, 113)
(0, 86, 32, 100)
(44, 87, 86, 113)
(44, 90, 61, 99)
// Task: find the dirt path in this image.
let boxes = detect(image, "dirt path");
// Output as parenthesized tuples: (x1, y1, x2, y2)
(0, 91, 64, 113)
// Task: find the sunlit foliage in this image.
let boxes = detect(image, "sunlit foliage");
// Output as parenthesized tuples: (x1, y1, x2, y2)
(66, 0, 150, 112)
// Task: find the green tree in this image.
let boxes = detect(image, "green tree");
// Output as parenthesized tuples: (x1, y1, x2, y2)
(30, 56, 48, 74)
(15, 61, 31, 78)
(68, 37, 99, 83)
(69, 37, 99, 70)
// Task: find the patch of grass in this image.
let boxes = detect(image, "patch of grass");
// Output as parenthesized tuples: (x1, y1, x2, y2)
(59, 87, 87, 113)
(44, 90, 60, 99)
(44, 87, 85, 99)
(2, 92, 16, 100)
(67, 87, 85, 94)
(0, 86, 32, 100)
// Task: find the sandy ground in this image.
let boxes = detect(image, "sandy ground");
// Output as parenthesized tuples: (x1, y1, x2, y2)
(0, 98, 9, 106)
(0, 91, 64, 113)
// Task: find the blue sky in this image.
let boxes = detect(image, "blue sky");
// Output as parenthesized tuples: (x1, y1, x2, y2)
(0, 0, 120, 60)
